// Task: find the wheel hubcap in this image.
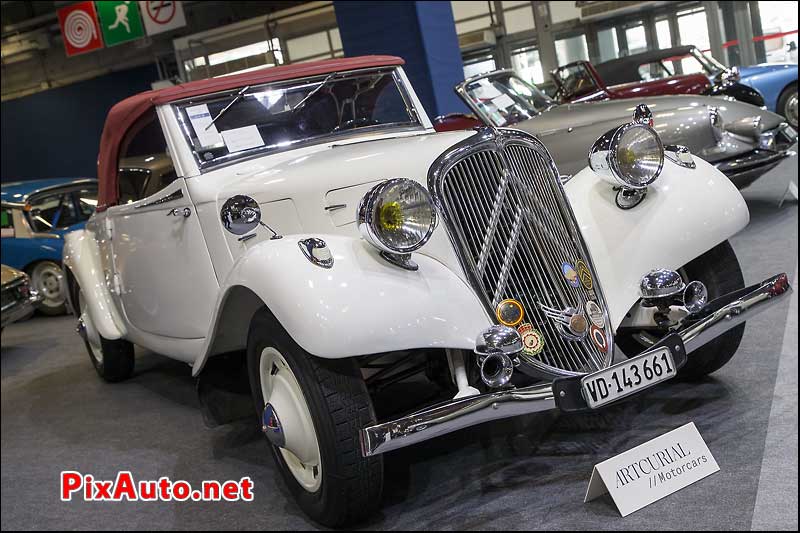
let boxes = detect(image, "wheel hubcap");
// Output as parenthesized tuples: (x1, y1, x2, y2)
(259, 347, 322, 492)
(786, 91, 798, 128)
(261, 404, 286, 447)
(32, 263, 65, 307)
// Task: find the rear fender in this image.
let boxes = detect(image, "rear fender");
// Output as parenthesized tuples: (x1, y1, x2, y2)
(565, 156, 749, 330)
(62, 229, 126, 339)
(193, 235, 490, 376)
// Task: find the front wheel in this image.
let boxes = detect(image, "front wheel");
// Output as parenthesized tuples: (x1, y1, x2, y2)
(246, 309, 383, 527)
(778, 83, 798, 128)
(616, 241, 745, 380)
(676, 241, 746, 379)
(28, 260, 67, 315)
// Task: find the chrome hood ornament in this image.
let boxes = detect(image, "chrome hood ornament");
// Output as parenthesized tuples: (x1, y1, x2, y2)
(540, 303, 588, 341)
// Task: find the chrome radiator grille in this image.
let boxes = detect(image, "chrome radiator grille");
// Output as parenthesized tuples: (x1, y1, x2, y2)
(429, 129, 613, 377)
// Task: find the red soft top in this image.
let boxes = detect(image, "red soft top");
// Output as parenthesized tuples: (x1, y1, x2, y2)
(96, 55, 405, 210)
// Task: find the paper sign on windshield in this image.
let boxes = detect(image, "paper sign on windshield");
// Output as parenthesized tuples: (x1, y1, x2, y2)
(221, 126, 265, 153)
(185, 104, 223, 148)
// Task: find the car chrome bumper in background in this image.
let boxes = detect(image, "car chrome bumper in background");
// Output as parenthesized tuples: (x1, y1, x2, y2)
(716, 123, 798, 188)
(360, 273, 792, 457)
(716, 149, 795, 188)
(0, 290, 43, 329)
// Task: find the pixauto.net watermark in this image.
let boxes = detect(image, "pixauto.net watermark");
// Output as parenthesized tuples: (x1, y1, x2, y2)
(61, 471, 254, 502)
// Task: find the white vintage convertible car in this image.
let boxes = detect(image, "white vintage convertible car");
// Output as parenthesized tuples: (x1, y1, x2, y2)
(64, 55, 791, 526)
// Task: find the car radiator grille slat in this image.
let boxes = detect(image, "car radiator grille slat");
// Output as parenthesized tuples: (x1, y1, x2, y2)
(432, 131, 614, 377)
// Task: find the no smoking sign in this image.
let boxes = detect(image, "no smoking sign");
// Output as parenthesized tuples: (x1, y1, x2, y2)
(139, 0, 186, 36)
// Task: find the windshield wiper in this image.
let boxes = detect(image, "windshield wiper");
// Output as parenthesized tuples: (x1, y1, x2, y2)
(291, 73, 336, 112)
(205, 85, 251, 131)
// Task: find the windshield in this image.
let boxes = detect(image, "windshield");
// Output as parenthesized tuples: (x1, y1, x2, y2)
(459, 73, 555, 127)
(553, 62, 601, 99)
(691, 48, 727, 74)
(176, 68, 421, 170)
(640, 48, 726, 80)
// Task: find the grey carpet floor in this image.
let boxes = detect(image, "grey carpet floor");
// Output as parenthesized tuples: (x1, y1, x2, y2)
(1, 163, 797, 530)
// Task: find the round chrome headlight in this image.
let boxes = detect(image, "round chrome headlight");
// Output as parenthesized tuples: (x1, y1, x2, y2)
(357, 178, 437, 254)
(608, 123, 664, 189)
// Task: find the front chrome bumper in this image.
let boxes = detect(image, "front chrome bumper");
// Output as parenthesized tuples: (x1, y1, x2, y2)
(716, 149, 795, 188)
(716, 123, 797, 189)
(360, 273, 792, 457)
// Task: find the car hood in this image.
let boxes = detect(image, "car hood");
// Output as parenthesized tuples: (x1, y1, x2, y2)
(1, 264, 25, 288)
(506, 94, 785, 176)
(738, 63, 797, 78)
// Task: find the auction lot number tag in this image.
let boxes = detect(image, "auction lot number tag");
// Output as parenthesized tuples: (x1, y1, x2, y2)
(584, 422, 719, 516)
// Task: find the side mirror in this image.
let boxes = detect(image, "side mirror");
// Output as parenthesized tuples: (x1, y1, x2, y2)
(220, 195, 261, 235)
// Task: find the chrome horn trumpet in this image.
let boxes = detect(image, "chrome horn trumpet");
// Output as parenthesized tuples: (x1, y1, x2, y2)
(474, 324, 522, 388)
(640, 268, 708, 313)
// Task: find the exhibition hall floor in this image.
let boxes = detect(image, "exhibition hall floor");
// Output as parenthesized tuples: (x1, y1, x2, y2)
(2, 164, 797, 530)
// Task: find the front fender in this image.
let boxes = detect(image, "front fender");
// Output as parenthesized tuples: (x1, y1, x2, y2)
(62, 229, 126, 340)
(193, 234, 490, 375)
(565, 156, 749, 330)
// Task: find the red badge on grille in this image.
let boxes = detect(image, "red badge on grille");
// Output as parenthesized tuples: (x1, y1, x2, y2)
(590, 324, 608, 353)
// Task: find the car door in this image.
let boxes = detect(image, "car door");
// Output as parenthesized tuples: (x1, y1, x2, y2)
(107, 178, 218, 339)
(106, 111, 218, 339)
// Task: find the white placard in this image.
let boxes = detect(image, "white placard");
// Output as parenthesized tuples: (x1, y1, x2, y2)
(585, 422, 719, 517)
(139, 1, 187, 36)
(221, 125, 265, 153)
(492, 93, 515, 109)
(185, 104, 223, 148)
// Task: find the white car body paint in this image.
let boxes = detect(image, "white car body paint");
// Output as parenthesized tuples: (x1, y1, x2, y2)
(564, 155, 749, 328)
(63, 65, 750, 377)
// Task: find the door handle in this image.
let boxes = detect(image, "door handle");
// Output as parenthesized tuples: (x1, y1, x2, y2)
(167, 207, 191, 218)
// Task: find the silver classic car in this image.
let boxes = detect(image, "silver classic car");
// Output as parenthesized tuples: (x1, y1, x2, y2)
(452, 70, 797, 189)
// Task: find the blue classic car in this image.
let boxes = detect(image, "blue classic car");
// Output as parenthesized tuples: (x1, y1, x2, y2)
(1, 178, 97, 315)
(738, 63, 798, 128)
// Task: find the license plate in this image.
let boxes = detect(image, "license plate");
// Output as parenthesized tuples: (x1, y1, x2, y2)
(581, 347, 676, 409)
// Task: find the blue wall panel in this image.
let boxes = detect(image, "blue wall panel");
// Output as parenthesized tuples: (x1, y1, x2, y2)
(334, 0, 467, 118)
(1, 64, 158, 182)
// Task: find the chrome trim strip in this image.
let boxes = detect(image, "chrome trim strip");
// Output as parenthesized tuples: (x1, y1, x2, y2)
(134, 189, 184, 209)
